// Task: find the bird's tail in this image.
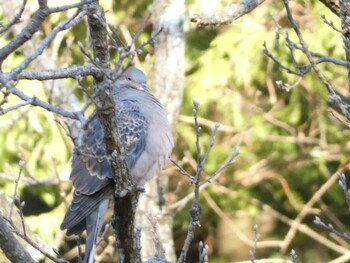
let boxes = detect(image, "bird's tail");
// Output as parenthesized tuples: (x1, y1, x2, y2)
(84, 199, 109, 263)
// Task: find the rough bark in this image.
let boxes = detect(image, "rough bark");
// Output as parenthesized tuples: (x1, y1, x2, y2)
(0, 214, 36, 263)
(85, 2, 141, 262)
(190, 0, 266, 27)
(319, 0, 340, 15)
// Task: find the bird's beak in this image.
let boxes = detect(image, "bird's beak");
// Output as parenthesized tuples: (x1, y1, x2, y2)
(138, 83, 149, 91)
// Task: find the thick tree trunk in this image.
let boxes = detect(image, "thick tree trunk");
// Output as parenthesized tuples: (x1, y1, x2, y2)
(135, 0, 185, 261)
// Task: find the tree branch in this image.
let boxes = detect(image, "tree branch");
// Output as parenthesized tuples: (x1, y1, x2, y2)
(0, 79, 82, 120)
(191, 0, 266, 27)
(85, 2, 141, 262)
(319, 0, 340, 16)
(0, 0, 27, 34)
(0, 6, 50, 66)
(0, 214, 36, 263)
(282, 0, 350, 120)
(12, 65, 102, 81)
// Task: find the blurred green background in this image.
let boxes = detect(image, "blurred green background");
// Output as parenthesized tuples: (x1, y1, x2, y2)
(1, 0, 350, 262)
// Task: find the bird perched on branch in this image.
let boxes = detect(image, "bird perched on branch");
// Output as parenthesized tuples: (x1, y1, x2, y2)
(60, 67, 174, 263)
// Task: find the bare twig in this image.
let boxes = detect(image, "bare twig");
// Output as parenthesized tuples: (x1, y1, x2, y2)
(9, 9, 85, 79)
(11, 227, 68, 263)
(200, 147, 239, 186)
(249, 224, 260, 263)
(312, 173, 350, 243)
(0, 101, 30, 115)
(169, 157, 194, 182)
(314, 216, 350, 241)
(0, 0, 27, 34)
(263, 36, 347, 78)
(0, 80, 82, 120)
(282, 0, 350, 120)
(321, 14, 342, 33)
(9, 160, 24, 221)
(0, 8, 49, 64)
(176, 101, 239, 262)
(337, 173, 350, 210)
(48, 0, 95, 13)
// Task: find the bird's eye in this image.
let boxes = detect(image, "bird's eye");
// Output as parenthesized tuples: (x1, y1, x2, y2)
(126, 76, 132, 81)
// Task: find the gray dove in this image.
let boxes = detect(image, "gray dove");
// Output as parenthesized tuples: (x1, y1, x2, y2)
(60, 67, 174, 263)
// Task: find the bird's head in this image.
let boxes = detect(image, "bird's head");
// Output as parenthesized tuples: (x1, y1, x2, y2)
(114, 67, 149, 92)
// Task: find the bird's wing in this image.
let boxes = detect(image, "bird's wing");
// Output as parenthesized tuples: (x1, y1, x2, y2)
(117, 98, 149, 170)
(61, 100, 149, 234)
(70, 115, 113, 195)
(61, 115, 113, 234)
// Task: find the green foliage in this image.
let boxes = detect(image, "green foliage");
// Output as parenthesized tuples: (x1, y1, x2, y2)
(178, 0, 350, 261)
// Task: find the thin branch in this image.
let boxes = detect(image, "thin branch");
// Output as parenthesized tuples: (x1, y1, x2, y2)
(12, 65, 102, 81)
(0, 0, 27, 34)
(337, 173, 350, 210)
(11, 226, 68, 263)
(8, 9, 85, 79)
(263, 37, 347, 77)
(9, 160, 25, 229)
(0, 79, 82, 120)
(129, 9, 152, 49)
(314, 216, 350, 241)
(176, 101, 239, 263)
(200, 147, 239, 186)
(249, 224, 260, 263)
(169, 157, 194, 182)
(213, 182, 349, 254)
(48, 0, 95, 13)
(200, 123, 220, 171)
(321, 14, 342, 33)
(283, 0, 350, 120)
(0, 101, 30, 115)
(0, 7, 50, 64)
(263, 42, 304, 76)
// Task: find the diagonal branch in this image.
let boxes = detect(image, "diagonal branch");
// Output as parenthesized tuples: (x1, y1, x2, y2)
(0, 79, 82, 120)
(0, 0, 27, 34)
(191, 0, 266, 27)
(283, 0, 350, 120)
(0, 214, 36, 263)
(0, 6, 50, 65)
(319, 0, 340, 16)
(8, 9, 86, 79)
